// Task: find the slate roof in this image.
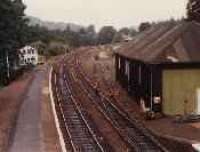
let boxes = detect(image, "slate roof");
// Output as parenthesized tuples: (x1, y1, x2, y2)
(115, 21, 200, 64)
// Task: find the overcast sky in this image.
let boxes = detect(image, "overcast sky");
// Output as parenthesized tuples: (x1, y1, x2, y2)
(24, 0, 187, 30)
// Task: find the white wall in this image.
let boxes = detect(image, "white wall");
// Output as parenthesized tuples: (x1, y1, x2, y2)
(19, 46, 38, 66)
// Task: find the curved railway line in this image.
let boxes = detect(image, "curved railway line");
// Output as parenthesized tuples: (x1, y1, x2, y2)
(51, 54, 170, 152)
(69, 55, 169, 152)
(51, 64, 107, 152)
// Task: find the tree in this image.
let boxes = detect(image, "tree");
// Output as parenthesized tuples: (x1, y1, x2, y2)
(113, 27, 137, 43)
(97, 26, 117, 44)
(86, 25, 97, 45)
(129, 28, 137, 37)
(187, 0, 200, 22)
(87, 25, 96, 35)
(31, 41, 47, 55)
(139, 22, 151, 32)
(119, 27, 130, 35)
(64, 26, 81, 47)
(79, 28, 87, 35)
(112, 32, 123, 43)
(77, 25, 97, 46)
(0, 0, 27, 84)
(113, 27, 129, 43)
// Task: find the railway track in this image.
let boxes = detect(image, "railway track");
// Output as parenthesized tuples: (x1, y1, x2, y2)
(62, 55, 169, 152)
(51, 64, 106, 152)
(62, 62, 130, 151)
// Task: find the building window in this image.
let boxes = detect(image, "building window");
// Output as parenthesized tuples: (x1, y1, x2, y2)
(118, 58, 121, 69)
(31, 57, 35, 61)
(20, 60, 24, 65)
(28, 49, 32, 54)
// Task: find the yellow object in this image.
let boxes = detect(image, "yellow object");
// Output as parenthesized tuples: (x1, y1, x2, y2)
(162, 69, 200, 115)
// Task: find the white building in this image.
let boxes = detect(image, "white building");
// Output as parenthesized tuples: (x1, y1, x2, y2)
(19, 46, 38, 66)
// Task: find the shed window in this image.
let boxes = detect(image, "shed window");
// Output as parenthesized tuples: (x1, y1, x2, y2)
(118, 58, 121, 69)
(125, 61, 130, 81)
(139, 65, 142, 84)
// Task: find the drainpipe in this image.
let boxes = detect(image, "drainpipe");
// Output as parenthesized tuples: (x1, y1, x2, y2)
(150, 67, 153, 111)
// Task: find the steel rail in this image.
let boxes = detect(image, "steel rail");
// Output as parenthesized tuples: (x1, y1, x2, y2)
(52, 71, 76, 151)
(52, 64, 106, 152)
(68, 56, 169, 152)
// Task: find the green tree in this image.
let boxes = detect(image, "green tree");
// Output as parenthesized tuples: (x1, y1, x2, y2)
(139, 22, 151, 32)
(113, 27, 137, 43)
(113, 27, 130, 42)
(119, 27, 130, 35)
(0, 0, 27, 84)
(130, 28, 137, 37)
(187, 0, 200, 22)
(86, 25, 97, 45)
(87, 25, 96, 34)
(97, 26, 117, 44)
(77, 25, 97, 46)
(112, 32, 123, 43)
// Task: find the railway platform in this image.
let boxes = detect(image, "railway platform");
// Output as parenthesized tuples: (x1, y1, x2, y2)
(8, 66, 61, 152)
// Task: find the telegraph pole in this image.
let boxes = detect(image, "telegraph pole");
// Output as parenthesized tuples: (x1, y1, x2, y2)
(6, 50, 10, 80)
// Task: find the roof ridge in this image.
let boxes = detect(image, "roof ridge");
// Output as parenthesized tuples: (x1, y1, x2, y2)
(119, 25, 158, 54)
(139, 22, 189, 61)
(124, 23, 175, 58)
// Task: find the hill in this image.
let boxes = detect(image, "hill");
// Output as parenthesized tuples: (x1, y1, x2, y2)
(27, 16, 83, 32)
